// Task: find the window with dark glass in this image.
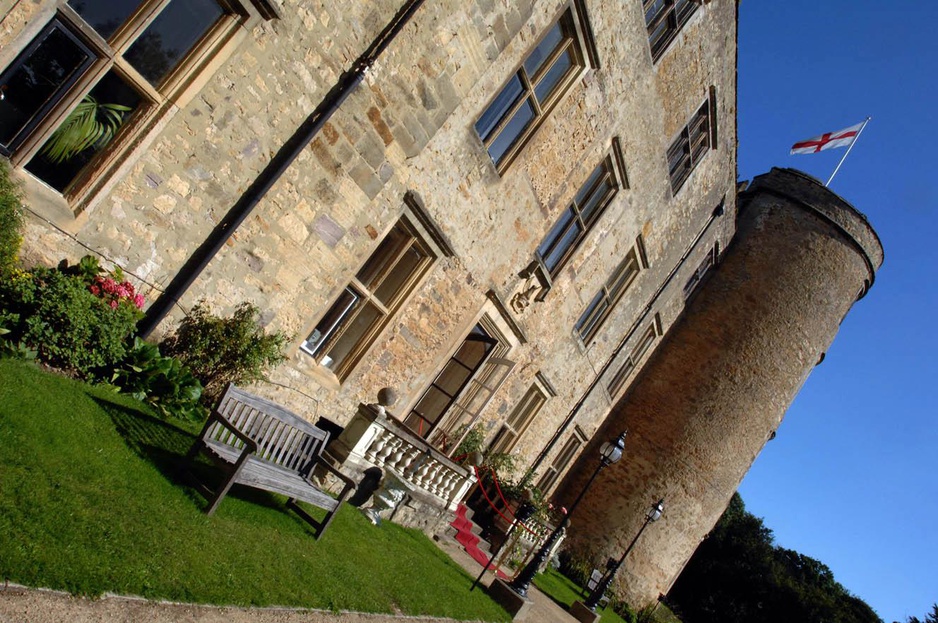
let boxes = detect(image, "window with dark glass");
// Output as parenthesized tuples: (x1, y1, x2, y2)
(474, 9, 587, 171)
(404, 322, 514, 445)
(607, 315, 661, 397)
(668, 98, 712, 194)
(301, 219, 436, 380)
(488, 383, 548, 454)
(537, 428, 585, 495)
(575, 246, 642, 343)
(537, 156, 619, 278)
(683, 243, 718, 299)
(644, 0, 699, 61)
(0, 0, 242, 196)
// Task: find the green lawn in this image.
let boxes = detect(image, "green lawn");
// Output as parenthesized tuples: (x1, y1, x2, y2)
(533, 567, 630, 623)
(0, 359, 509, 621)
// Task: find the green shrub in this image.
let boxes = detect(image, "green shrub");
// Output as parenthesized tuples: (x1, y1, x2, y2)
(0, 319, 37, 361)
(0, 160, 24, 274)
(160, 302, 289, 405)
(0, 265, 140, 376)
(110, 338, 206, 421)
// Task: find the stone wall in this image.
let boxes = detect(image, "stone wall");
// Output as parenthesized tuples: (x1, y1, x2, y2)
(555, 168, 884, 606)
(7, 0, 737, 494)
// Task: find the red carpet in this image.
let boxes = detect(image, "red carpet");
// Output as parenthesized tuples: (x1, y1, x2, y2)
(450, 504, 508, 579)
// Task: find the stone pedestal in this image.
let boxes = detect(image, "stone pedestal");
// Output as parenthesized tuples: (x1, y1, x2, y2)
(487, 578, 534, 621)
(569, 600, 601, 623)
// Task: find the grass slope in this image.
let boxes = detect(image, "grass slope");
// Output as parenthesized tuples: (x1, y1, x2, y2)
(533, 568, 629, 623)
(0, 359, 508, 621)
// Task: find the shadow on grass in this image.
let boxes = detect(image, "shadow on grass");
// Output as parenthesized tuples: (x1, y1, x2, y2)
(88, 393, 298, 517)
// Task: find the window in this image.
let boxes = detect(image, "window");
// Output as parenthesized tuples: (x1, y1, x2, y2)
(404, 320, 514, 445)
(683, 243, 718, 299)
(643, 0, 699, 61)
(575, 240, 644, 343)
(537, 427, 586, 495)
(668, 97, 713, 194)
(0, 0, 250, 199)
(301, 218, 436, 379)
(488, 377, 553, 455)
(607, 314, 662, 397)
(537, 154, 623, 279)
(475, 6, 591, 171)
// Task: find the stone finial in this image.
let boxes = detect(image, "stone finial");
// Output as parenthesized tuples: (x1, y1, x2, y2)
(377, 387, 397, 408)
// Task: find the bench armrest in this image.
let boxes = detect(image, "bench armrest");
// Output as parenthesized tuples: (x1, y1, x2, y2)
(314, 458, 357, 489)
(306, 457, 357, 506)
(202, 410, 259, 456)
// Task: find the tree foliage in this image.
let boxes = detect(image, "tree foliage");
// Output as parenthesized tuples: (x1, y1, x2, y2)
(897, 603, 938, 623)
(666, 493, 882, 623)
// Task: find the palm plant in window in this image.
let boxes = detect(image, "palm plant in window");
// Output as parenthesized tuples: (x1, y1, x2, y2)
(40, 94, 131, 163)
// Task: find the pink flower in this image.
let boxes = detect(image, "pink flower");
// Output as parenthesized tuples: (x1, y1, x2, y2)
(89, 285, 100, 295)
(133, 294, 145, 309)
(109, 300, 118, 309)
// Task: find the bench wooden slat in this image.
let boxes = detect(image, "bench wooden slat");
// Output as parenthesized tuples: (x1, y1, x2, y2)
(205, 441, 340, 511)
(179, 383, 355, 539)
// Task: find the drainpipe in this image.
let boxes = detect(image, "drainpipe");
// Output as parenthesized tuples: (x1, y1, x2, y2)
(527, 200, 725, 477)
(139, 0, 427, 337)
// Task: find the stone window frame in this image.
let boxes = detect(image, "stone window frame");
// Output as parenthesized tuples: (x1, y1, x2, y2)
(525, 138, 628, 300)
(643, 0, 700, 62)
(474, 0, 598, 174)
(683, 241, 719, 300)
(575, 235, 647, 344)
(300, 208, 443, 382)
(0, 0, 266, 213)
(537, 425, 587, 495)
(487, 373, 555, 455)
(403, 314, 516, 449)
(607, 313, 662, 398)
(668, 91, 716, 195)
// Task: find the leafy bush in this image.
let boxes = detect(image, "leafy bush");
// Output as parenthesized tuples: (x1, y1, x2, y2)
(451, 423, 486, 458)
(0, 319, 37, 361)
(110, 338, 206, 421)
(160, 302, 289, 405)
(0, 261, 141, 377)
(0, 160, 24, 274)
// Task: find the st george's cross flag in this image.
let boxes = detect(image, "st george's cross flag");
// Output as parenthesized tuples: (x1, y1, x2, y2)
(790, 121, 864, 154)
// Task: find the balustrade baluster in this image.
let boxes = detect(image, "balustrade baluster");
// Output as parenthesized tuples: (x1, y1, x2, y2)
(439, 470, 458, 500)
(365, 428, 387, 464)
(376, 433, 398, 466)
(387, 437, 407, 471)
(427, 463, 447, 495)
(413, 458, 433, 488)
(397, 446, 419, 477)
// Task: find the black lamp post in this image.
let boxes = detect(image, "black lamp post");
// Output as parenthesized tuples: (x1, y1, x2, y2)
(508, 430, 627, 598)
(581, 498, 665, 611)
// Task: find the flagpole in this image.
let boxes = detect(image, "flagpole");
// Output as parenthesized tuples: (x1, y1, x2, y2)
(826, 116, 871, 187)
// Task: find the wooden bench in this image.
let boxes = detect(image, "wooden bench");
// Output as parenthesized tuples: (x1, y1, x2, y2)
(180, 383, 355, 539)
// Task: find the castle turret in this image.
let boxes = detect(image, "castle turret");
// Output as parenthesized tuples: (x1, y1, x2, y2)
(556, 168, 884, 606)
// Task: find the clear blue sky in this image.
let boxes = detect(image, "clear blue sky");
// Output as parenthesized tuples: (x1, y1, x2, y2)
(735, 2, 938, 622)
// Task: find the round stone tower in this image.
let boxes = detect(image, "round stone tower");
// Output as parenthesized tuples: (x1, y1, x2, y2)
(555, 168, 884, 607)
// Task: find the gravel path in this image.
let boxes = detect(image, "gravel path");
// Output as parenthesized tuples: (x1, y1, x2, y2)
(0, 586, 467, 623)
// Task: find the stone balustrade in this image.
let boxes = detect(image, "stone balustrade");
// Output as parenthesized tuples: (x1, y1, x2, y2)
(329, 403, 476, 512)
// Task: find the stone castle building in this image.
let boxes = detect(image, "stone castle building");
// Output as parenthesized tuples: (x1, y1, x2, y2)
(1, 0, 882, 609)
